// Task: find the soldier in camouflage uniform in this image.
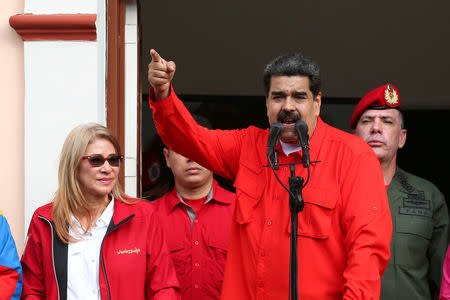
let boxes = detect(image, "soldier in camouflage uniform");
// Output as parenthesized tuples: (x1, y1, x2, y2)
(351, 83, 449, 299)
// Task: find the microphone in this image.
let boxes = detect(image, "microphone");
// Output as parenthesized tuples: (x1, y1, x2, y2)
(295, 120, 310, 168)
(267, 123, 283, 169)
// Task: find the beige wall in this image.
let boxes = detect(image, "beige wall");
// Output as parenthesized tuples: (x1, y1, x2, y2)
(0, 0, 24, 254)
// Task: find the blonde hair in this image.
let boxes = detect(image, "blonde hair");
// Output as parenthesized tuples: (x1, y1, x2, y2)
(52, 123, 128, 243)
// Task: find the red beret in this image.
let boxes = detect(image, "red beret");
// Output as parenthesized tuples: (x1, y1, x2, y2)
(350, 83, 401, 129)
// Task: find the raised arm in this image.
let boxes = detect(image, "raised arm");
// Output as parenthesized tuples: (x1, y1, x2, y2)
(147, 50, 247, 180)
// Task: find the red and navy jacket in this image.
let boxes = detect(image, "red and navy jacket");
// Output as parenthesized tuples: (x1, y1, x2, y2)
(21, 198, 180, 300)
(0, 209, 22, 299)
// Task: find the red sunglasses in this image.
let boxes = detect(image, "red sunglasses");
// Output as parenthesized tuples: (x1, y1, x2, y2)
(81, 154, 123, 167)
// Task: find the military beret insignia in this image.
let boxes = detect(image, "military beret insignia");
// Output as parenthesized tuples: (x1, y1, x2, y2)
(385, 84, 399, 105)
(350, 83, 401, 129)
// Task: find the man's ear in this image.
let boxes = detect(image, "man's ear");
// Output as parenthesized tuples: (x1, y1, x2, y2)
(398, 129, 407, 149)
(163, 148, 171, 168)
(314, 91, 322, 117)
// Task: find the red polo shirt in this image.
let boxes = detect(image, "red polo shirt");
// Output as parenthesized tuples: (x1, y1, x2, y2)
(151, 180, 236, 300)
(150, 87, 392, 300)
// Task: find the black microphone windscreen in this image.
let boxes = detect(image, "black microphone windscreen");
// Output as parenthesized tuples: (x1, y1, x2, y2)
(294, 120, 309, 148)
(295, 120, 310, 167)
(267, 123, 283, 152)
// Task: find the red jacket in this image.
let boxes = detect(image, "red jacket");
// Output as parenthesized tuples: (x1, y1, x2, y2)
(149, 87, 392, 300)
(21, 199, 180, 300)
(151, 180, 236, 300)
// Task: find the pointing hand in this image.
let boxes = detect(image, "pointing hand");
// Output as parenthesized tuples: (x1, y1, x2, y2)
(148, 49, 176, 101)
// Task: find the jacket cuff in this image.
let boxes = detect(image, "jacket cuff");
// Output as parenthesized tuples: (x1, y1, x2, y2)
(149, 85, 177, 121)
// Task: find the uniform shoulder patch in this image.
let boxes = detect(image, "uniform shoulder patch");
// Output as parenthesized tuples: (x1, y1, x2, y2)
(395, 171, 414, 193)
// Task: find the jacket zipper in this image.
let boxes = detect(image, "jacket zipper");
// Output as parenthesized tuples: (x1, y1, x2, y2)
(99, 215, 135, 300)
(99, 234, 113, 300)
(38, 215, 61, 300)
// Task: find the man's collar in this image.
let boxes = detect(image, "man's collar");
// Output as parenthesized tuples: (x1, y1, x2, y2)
(166, 179, 231, 211)
(279, 140, 301, 156)
(274, 117, 323, 154)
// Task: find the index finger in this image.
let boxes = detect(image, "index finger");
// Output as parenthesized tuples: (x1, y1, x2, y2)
(150, 49, 162, 63)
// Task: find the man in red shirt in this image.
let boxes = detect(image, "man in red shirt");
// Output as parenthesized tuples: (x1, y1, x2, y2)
(151, 115, 236, 300)
(147, 49, 392, 299)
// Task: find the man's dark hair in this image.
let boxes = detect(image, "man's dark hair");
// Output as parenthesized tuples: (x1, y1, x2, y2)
(263, 53, 321, 97)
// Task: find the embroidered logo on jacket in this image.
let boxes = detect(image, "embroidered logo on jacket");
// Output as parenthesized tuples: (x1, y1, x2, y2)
(399, 191, 432, 217)
(395, 171, 414, 193)
(117, 247, 141, 255)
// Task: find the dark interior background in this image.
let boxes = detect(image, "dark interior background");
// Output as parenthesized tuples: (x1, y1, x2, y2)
(142, 93, 450, 210)
(396, 110, 449, 205)
(138, 0, 450, 207)
(138, 0, 450, 107)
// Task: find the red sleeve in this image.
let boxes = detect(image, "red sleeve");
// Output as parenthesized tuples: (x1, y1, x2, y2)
(20, 214, 46, 299)
(151, 288, 181, 300)
(0, 213, 21, 299)
(146, 211, 181, 299)
(149, 86, 242, 181)
(340, 151, 392, 299)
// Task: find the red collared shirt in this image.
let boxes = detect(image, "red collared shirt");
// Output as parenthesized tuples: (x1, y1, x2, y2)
(151, 180, 236, 300)
(150, 87, 392, 300)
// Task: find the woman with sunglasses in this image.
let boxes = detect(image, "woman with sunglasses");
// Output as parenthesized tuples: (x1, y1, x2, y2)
(21, 123, 180, 299)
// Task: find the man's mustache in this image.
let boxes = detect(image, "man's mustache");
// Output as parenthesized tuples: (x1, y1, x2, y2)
(277, 110, 301, 123)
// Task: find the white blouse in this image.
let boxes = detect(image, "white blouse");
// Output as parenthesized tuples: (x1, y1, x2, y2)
(67, 198, 114, 300)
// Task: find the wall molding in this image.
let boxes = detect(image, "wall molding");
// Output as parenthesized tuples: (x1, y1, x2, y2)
(9, 14, 97, 41)
(106, 0, 126, 187)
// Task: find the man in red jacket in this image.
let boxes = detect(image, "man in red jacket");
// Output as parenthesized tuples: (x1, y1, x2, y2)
(151, 115, 236, 300)
(147, 49, 392, 299)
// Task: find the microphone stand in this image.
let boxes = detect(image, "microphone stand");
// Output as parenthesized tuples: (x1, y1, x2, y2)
(265, 154, 318, 300)
(288, 163, 304, 300)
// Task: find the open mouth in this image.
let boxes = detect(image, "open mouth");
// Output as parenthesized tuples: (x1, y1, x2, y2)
(280, 118, 297, 128)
